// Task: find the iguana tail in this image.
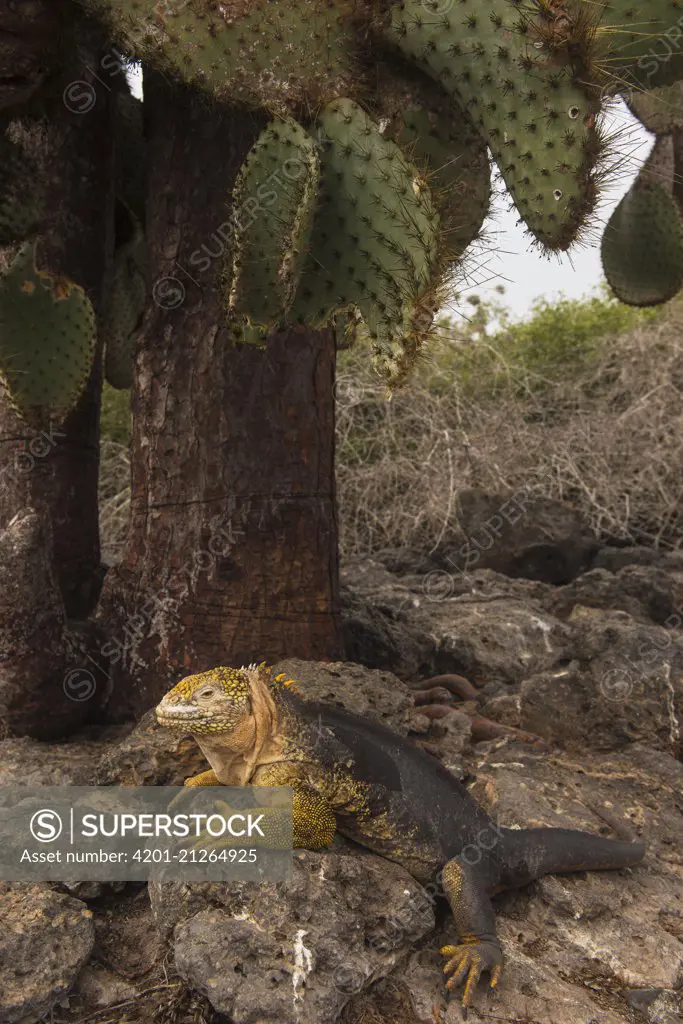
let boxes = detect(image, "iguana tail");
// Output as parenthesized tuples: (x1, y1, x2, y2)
(500, 805, 645, 886)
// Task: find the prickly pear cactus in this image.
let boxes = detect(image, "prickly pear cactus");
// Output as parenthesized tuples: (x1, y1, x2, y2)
(226, 315, 270, 347)
(0, 242, 97, 426)
(601, 136, 683, 306)
(385, 0, 602, 250)
(375, 66, 491, 262)
(333, 310, 362, 351)
(103, 204, 148, 390)
(76, 0, 683, 264)
(227, 119, 320, 329)
(77, 0, 371, 115)
(0, 133, 45, 245)
(290, 98, 441, 385)
(627, 81, 683, 134)
(592, 1, 683, 90)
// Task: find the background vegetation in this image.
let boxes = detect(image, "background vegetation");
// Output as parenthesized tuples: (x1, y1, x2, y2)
(100, 289, 681, 565)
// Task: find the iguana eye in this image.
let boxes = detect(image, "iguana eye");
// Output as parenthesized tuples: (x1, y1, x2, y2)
(196, 687, 215, 699)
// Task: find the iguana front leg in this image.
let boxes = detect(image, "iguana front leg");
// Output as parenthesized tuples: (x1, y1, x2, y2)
(254, 763, 337, 848)
(291, 787, 337, 848)
(186, 789, 336, 850)
(440, 856, 503, 1017)
(174, 783, 337, 851)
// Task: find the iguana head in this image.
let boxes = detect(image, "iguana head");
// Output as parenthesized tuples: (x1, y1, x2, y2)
(156, 663, 294, 785)
(155, 664, 263, 736)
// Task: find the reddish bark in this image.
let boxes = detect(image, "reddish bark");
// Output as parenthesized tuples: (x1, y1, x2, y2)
(98, 75, 344, 719)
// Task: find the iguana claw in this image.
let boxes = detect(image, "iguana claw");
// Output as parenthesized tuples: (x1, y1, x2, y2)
(440, 940, 503, 1017)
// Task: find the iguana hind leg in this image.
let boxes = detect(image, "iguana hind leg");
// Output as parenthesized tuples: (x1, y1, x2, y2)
(440, 855, 503, 1017)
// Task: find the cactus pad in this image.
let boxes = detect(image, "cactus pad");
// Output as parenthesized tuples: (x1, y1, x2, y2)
(227, 119, 320, 329)
(78, 0, 370, 115)
(0, 243, 96, 426)
(386, 0, 602, 250)
(591, 1, 683, 91)
(377, 68, 491, 262)
(290, 98, 441, 385)
(601, 136, 683, 306)
(628, 81, 683, 134)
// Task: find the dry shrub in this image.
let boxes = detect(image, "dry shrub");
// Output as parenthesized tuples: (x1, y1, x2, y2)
(336, 302, 683, 559)
(98, 302, 683, 564)
(99, 439, 130, 565)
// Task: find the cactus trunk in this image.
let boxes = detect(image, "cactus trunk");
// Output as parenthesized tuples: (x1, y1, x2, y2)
(0, 58, 113, 625)
(97, 75, 344, 719)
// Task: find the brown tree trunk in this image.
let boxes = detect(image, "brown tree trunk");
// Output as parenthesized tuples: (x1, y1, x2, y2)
(0, 9, 115, 737)
(99, 75, 343, 720)
(0, 45, 113, 619)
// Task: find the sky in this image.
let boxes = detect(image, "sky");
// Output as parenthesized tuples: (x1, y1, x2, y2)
(127, 67, 653, 320)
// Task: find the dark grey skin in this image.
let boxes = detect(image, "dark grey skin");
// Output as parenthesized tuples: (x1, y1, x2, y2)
(293, 697, 646, 1014)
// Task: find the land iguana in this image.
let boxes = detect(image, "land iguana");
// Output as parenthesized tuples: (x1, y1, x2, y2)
(155, 663, 646, 1016)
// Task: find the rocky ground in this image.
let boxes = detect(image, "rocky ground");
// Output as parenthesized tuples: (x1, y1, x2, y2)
(0, 535, 682, 1024)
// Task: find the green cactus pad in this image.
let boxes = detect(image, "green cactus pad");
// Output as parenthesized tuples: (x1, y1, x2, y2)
(0, 242, 96, 426)
(78, 0, 369, 115)
(627, 80, 683, 134)
(386, 0, 602, 250)
(290, 98, 441, 385)
(592, 1, 683, 91)
(377, 68, 491, 262)
(0, 133, 45, 245)
(227, 119, 320, 329)
(103, 204, 148, 390)
(601, 137, 683, 306)
(388, 105, 490, 259)
(601, 184, 683, 305)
